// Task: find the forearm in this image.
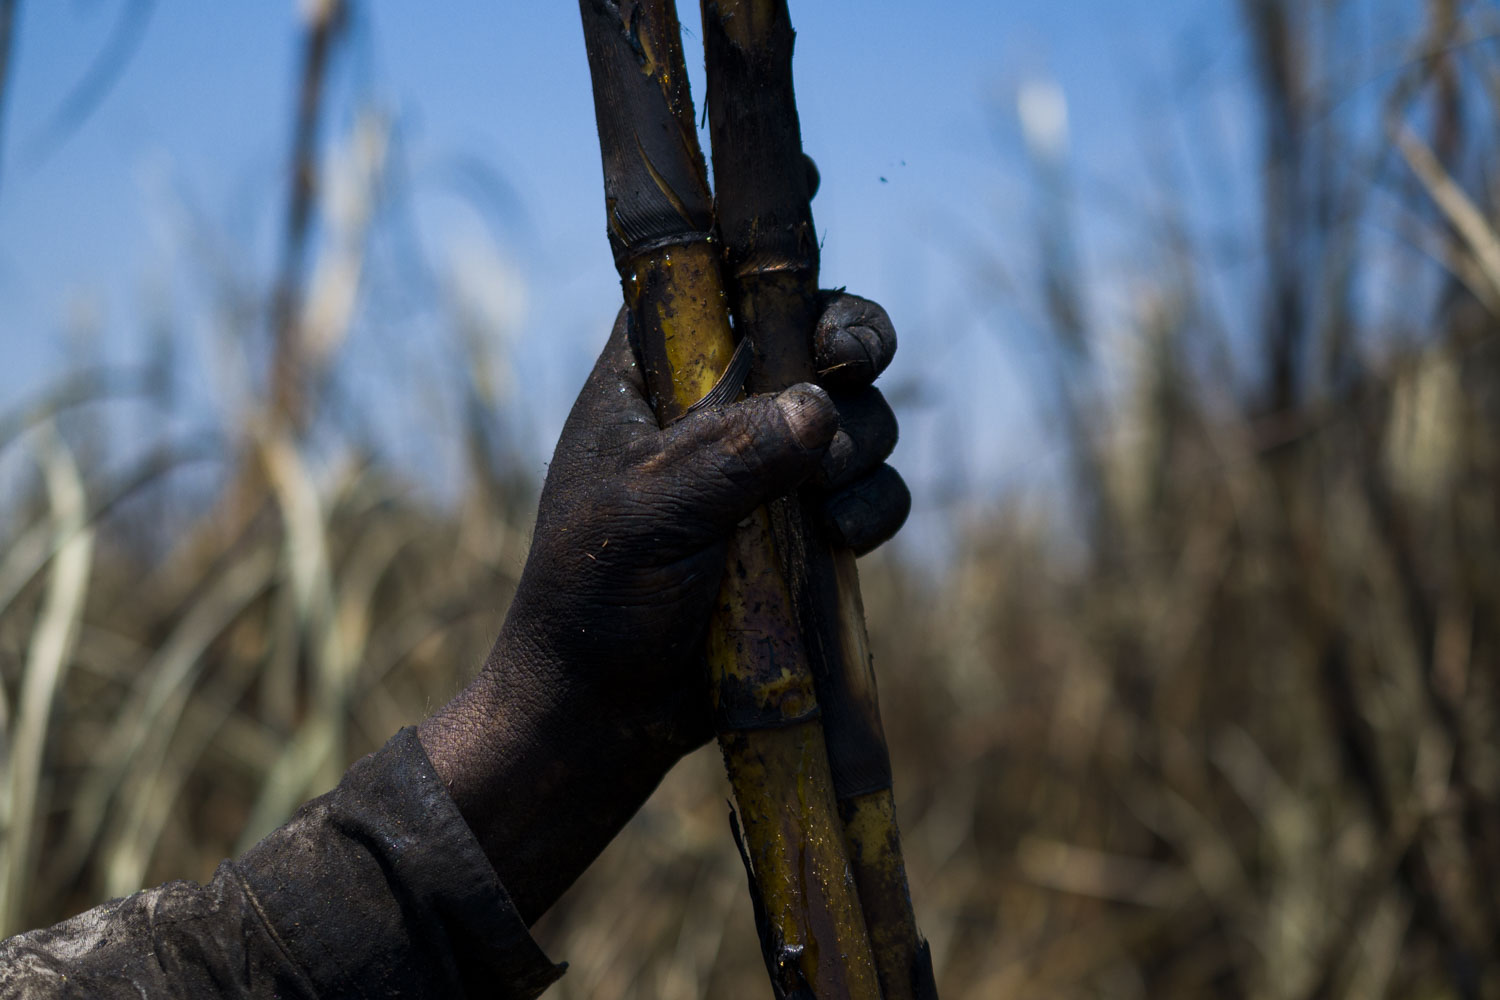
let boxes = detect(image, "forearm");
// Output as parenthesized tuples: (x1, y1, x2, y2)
(417, 614, 689, 925)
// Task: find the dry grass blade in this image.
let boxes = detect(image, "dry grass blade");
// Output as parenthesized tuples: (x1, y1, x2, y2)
(234, 439, 406, 852)
(50, 544, 277, 894)
(233, 430, 337, 851)
(0, 366, 152, 456)
(0, 520, 55, 621)
(100, 642, 262, 897)
(0, 441, 217, 620)
(300, 108, 389, 375)
(268, 0, 347, 430)
(23, 0, 156, 164)
(1014, 837, 1195, 909)
(0, 425, 94, 936)
(1393, 119, 1500, 302)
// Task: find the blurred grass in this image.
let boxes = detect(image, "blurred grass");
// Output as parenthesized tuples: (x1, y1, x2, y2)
(8, 1, 1500, 997)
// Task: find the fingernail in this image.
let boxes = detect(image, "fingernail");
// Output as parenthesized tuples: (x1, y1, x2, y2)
(776, 384, 836, 450)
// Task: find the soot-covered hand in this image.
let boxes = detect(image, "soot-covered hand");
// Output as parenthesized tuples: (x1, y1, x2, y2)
(505, 291, 909, 752)
(418, 291, 908, 923)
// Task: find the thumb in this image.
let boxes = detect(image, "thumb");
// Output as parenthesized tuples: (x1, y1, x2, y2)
(655, 384, 837, 534)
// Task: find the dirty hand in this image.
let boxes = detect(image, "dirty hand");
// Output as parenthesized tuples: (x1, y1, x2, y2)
(419, 291, 908, 923)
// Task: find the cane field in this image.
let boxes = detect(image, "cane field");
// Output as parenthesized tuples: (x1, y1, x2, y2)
(4, 1, 1500, 997)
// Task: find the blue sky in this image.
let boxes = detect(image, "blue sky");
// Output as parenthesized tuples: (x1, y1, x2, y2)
(0, 0, 1255, 541)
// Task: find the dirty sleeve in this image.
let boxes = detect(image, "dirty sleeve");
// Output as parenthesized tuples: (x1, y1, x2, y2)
(0, 728, 567, 999)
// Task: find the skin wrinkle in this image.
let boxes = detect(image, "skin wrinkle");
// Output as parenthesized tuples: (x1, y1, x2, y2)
(416, 290, 910, 927)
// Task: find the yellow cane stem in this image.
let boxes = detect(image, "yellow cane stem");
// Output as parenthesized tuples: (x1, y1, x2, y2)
(700, 1, 938, 995)
(578, 2, 882, 995)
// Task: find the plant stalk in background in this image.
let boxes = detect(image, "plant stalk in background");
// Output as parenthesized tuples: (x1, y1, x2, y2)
(0, 0, 18, 195)
(269, 0, 348, 433)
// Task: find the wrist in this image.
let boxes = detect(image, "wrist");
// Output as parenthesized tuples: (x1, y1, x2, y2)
(417, 632, 682, 924)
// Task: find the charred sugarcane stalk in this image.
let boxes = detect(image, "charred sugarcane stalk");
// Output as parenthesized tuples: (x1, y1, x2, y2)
(577, 2, 882, 996)
(700, 3, 938, 997)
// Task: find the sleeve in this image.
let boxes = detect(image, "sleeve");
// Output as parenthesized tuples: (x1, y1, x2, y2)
(0, 728, 567, 1000)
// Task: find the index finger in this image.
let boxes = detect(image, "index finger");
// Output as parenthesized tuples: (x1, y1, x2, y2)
(569, 307, 661, 437)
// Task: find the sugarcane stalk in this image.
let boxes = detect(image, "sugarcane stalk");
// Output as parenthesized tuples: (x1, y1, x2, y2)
(700, 3, 937, 997)
(576, 2, 882, 996)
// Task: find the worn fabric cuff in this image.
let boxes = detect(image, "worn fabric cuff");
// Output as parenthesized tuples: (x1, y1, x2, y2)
(236, 728, 567, 999)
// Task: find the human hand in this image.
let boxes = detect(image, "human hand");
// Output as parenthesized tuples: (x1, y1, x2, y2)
(504, 290, 908, 751)
(419, 291, 908, 922)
